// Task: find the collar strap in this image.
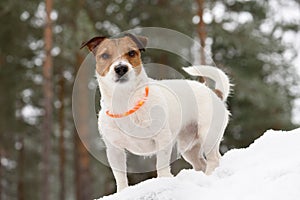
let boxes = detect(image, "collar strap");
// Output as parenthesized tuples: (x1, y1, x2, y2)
(106, 86, 149, 118)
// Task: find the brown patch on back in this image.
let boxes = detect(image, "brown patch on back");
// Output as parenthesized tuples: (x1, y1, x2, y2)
(198, 76, 206, 83)
(214, 89, 223, 100)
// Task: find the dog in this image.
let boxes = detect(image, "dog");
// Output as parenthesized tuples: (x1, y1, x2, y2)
(81, 33, 230, 192)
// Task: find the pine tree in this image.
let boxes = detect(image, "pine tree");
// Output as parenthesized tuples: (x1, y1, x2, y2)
(41, 0, 54, 199)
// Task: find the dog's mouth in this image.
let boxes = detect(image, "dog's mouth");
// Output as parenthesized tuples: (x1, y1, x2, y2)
(115, 75, 128, 83)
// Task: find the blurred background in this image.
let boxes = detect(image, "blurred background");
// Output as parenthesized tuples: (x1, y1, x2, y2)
(0, 0, 299, 199)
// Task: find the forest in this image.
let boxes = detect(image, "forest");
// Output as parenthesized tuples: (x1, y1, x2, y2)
(0, 0, 299, 199)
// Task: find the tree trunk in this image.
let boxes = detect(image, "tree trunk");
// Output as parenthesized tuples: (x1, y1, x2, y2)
(197, 0, 206, 65)
(41, 0, 53, 199)
(59, 70, 66, 200)
(74, 134, 92, 200)
(196, 0, 207, 83)
(0, 149, 2, 200)
(17, 138, 25, 200)
(74, 53, 92, 200)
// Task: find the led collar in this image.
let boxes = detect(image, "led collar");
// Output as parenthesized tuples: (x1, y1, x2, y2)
(106, 86, 149, 118)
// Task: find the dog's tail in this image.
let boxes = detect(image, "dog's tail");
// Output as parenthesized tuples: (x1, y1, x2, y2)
(183, 65, 231, 101)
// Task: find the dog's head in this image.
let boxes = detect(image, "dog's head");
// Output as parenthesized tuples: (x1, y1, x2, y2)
(81, 34, 148, 85)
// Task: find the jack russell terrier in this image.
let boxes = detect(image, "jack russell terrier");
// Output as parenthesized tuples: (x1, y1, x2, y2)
(81, 33, 231, 192)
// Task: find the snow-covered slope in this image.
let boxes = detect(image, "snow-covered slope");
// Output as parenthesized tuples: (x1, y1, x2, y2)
(97, 129, 300, 200)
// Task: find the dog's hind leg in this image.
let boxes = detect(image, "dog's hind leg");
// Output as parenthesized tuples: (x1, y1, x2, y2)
(106, 146, 128, 192)
(204, 111, 228, 175)
(205, 145, 221, 175)
(177, 122, 207, 172)
(182, 142, 207, 172)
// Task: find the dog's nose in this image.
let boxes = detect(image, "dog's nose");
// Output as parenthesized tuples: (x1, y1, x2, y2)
(114, 64, 128, 76)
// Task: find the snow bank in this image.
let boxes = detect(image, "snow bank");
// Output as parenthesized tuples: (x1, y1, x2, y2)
(97, 128, 300, 200)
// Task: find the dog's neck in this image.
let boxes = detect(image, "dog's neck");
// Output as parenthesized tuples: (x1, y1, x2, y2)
(97, 68, 149, 113)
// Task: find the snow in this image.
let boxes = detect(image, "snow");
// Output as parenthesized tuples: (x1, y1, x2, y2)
(96, 128, 300, 200)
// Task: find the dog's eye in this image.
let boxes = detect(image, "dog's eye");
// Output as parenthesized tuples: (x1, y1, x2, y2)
(100, 53, 110, 60)
(128, 50, 136, 57)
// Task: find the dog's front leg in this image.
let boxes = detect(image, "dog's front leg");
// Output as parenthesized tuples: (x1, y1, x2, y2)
(156, 143, 173, 178)
(106, 146, 128, 192)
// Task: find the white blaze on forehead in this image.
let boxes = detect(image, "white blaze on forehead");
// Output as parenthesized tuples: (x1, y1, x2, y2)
(111, 60, 133, 69)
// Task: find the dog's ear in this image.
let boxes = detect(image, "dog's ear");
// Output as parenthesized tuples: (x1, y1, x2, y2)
(80, 36, 106, 54)
(137, 36, 148, 51)
(125, 33, 148, 52)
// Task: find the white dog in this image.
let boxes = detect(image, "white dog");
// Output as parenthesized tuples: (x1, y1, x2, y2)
(81, 33, 230, 192)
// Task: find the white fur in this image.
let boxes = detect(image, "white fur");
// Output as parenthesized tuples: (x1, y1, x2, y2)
(182, 65, 231, 100)
(97, 64, 231, 192)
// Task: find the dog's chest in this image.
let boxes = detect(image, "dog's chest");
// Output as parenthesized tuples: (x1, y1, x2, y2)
(101, 124, 158, 155)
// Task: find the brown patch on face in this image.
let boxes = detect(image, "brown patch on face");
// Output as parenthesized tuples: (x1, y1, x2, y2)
(118, 37, 143, 75)
(94, 39, 115, 76)
(125, 51, 143, 74)
(214, 89, 224, 100)
(125, 55, 142, 76)
(94, 36, 143, 76)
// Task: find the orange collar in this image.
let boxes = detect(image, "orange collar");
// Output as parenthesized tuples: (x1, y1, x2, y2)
(106, 86, 149, 118)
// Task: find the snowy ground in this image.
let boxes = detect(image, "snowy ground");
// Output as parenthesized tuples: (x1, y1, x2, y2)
(97, 128, 300, 200)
